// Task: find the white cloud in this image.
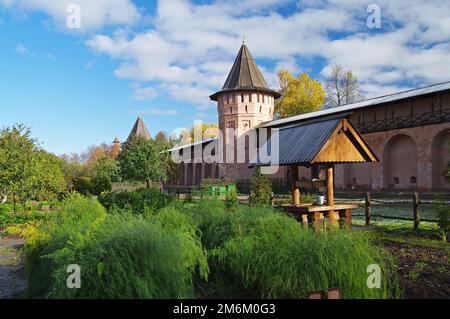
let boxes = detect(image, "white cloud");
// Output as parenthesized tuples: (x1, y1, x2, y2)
(15, 43, 33, 55)
(8, 0, 450, 108)
(130, 83, 157, 101)
(134, 107, 178, 116)
(2, 0, 140, 30)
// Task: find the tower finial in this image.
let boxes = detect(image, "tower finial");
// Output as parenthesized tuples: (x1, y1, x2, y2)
(242, 36, 246, 45)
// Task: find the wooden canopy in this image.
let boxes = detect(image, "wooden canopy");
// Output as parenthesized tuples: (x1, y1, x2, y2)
(252, 115, 379, 216)
(251, 116, 378, 167)
(311, 118, 378, 164)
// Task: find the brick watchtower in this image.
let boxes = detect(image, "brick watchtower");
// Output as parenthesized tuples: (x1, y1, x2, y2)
(209, 41, 281, 180)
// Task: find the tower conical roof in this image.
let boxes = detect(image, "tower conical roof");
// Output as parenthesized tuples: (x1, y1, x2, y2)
(127, 117, 151, 141)
(210, 43, 281, 101)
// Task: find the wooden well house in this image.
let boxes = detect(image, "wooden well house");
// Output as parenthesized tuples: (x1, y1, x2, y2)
(252, 114, 379, 228)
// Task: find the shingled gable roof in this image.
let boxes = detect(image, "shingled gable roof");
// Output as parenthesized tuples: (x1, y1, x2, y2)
(250, 115, 378, 167)
(127, 117, 151, 141)
(210, 43, 281, 101)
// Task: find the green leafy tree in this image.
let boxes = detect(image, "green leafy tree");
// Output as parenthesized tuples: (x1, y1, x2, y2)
(249, 167, 272, 206)
(29, 151, 68, 201)
(0, 124, 67, 210)
(91, 156, 121, 195)
(275, 70, 325, 118)
(0, 124, 36, 209)
(118, 137, 169, 188)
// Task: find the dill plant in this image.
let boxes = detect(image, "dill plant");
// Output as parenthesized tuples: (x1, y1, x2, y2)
(185, 199, 400, 299)
(24, 196, 207, 298)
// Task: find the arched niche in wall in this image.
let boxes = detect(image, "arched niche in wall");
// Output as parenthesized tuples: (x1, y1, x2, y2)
(383, 134, 417, 189)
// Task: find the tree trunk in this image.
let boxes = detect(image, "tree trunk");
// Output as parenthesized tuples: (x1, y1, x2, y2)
(146, 179, 151, 188)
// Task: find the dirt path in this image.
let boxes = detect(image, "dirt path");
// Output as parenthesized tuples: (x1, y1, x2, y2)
(0, 236, 26, 299)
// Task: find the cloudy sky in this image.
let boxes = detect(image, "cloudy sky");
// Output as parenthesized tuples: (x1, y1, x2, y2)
(1, 0, 449, 154)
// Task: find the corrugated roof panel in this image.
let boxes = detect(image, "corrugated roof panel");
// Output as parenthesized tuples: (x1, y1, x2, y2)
(261, 80, 450, 128)
(252, 118, 341, 166)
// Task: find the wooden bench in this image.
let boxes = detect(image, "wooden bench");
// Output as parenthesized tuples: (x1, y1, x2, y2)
(279, 203, 358, 229)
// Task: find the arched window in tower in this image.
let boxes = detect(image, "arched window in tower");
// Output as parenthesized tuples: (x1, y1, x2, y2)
(249, 94, 252, 102)
(241, 94, 244, 103)
(260, 106, 262, 113)
(257, 94, 260, 103)
(245, 105, 248, 113)
(230, 107, 233, 114)
(226, 95, 230, 104)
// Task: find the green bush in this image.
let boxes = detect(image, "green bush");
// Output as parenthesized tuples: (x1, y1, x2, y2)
(99, 188, 176, 214)
(225, 188, 238, 211)
(434, 201, 450, 241)
(185, 199, 399, 299)
(24, 196, 208, 298)
(249, 167, 272, 206)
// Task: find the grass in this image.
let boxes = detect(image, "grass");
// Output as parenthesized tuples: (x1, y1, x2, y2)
(351, 203, 438, 221)
(353, 219, 449, 247)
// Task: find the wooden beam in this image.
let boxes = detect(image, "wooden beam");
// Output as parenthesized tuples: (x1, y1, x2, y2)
(291, 165, 300, 205)
(326, 166, 334, 206)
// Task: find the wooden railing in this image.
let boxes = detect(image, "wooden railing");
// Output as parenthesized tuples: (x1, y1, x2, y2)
(356, 109, 450, 133)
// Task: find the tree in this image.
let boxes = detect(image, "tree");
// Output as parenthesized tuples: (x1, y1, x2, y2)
(275, 70, 326, 118)
(0, 124, 67, 210)
(249, 167, 272, 206)
(325, 65, 364, 107)
(29, 151, 67, 201)
(90, 156, 120, 195)
(85, 143, 111, 169)
(117, 137, 169, 188)
(173, 123, 219, 145)
(155, 131, 169, 143)
(0, 124, 37, 210)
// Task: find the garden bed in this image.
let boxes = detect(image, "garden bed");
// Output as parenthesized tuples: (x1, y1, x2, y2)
(379, 239, 449, 299)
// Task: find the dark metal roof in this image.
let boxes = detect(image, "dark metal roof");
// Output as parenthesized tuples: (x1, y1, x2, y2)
(260, 80, 450, 128)
(251, 117, 342, 167)
(127, 117, 151, 141)
(210, 43, 281, 101)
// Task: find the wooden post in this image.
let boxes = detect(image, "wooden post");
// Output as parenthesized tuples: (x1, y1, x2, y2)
(301, 214, 309, 229)
(326, 166, 334, 206)
(365, 192, 371, 226)
(413, 192, 420, 230)
(291, 165, 300, 205)
(326, 166, 339, 226)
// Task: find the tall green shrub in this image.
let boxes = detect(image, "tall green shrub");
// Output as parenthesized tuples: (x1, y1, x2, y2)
(99, 188, 176, 214)
(24, 196, 207, 299)
(249, 167, 272, 206)
(185, 199, 399, 299)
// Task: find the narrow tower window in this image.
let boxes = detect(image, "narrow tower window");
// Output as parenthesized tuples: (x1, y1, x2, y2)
(260, 106, 262, 113)
(249, 94, 252, 102)
(241, 94, 244, 103)
(245, 105, 248, 113)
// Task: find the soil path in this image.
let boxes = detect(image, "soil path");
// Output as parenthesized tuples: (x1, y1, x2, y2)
(0, 236, 26, 299)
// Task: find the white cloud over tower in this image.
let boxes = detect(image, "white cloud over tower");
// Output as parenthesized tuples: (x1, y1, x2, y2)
(3, 0, 450, 107)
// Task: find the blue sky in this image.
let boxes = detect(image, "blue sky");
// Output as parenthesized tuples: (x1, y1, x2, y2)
(1, 0, 449, 155)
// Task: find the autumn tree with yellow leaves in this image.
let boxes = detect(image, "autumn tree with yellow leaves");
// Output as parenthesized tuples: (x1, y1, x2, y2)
(274, 70, 325, 118)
